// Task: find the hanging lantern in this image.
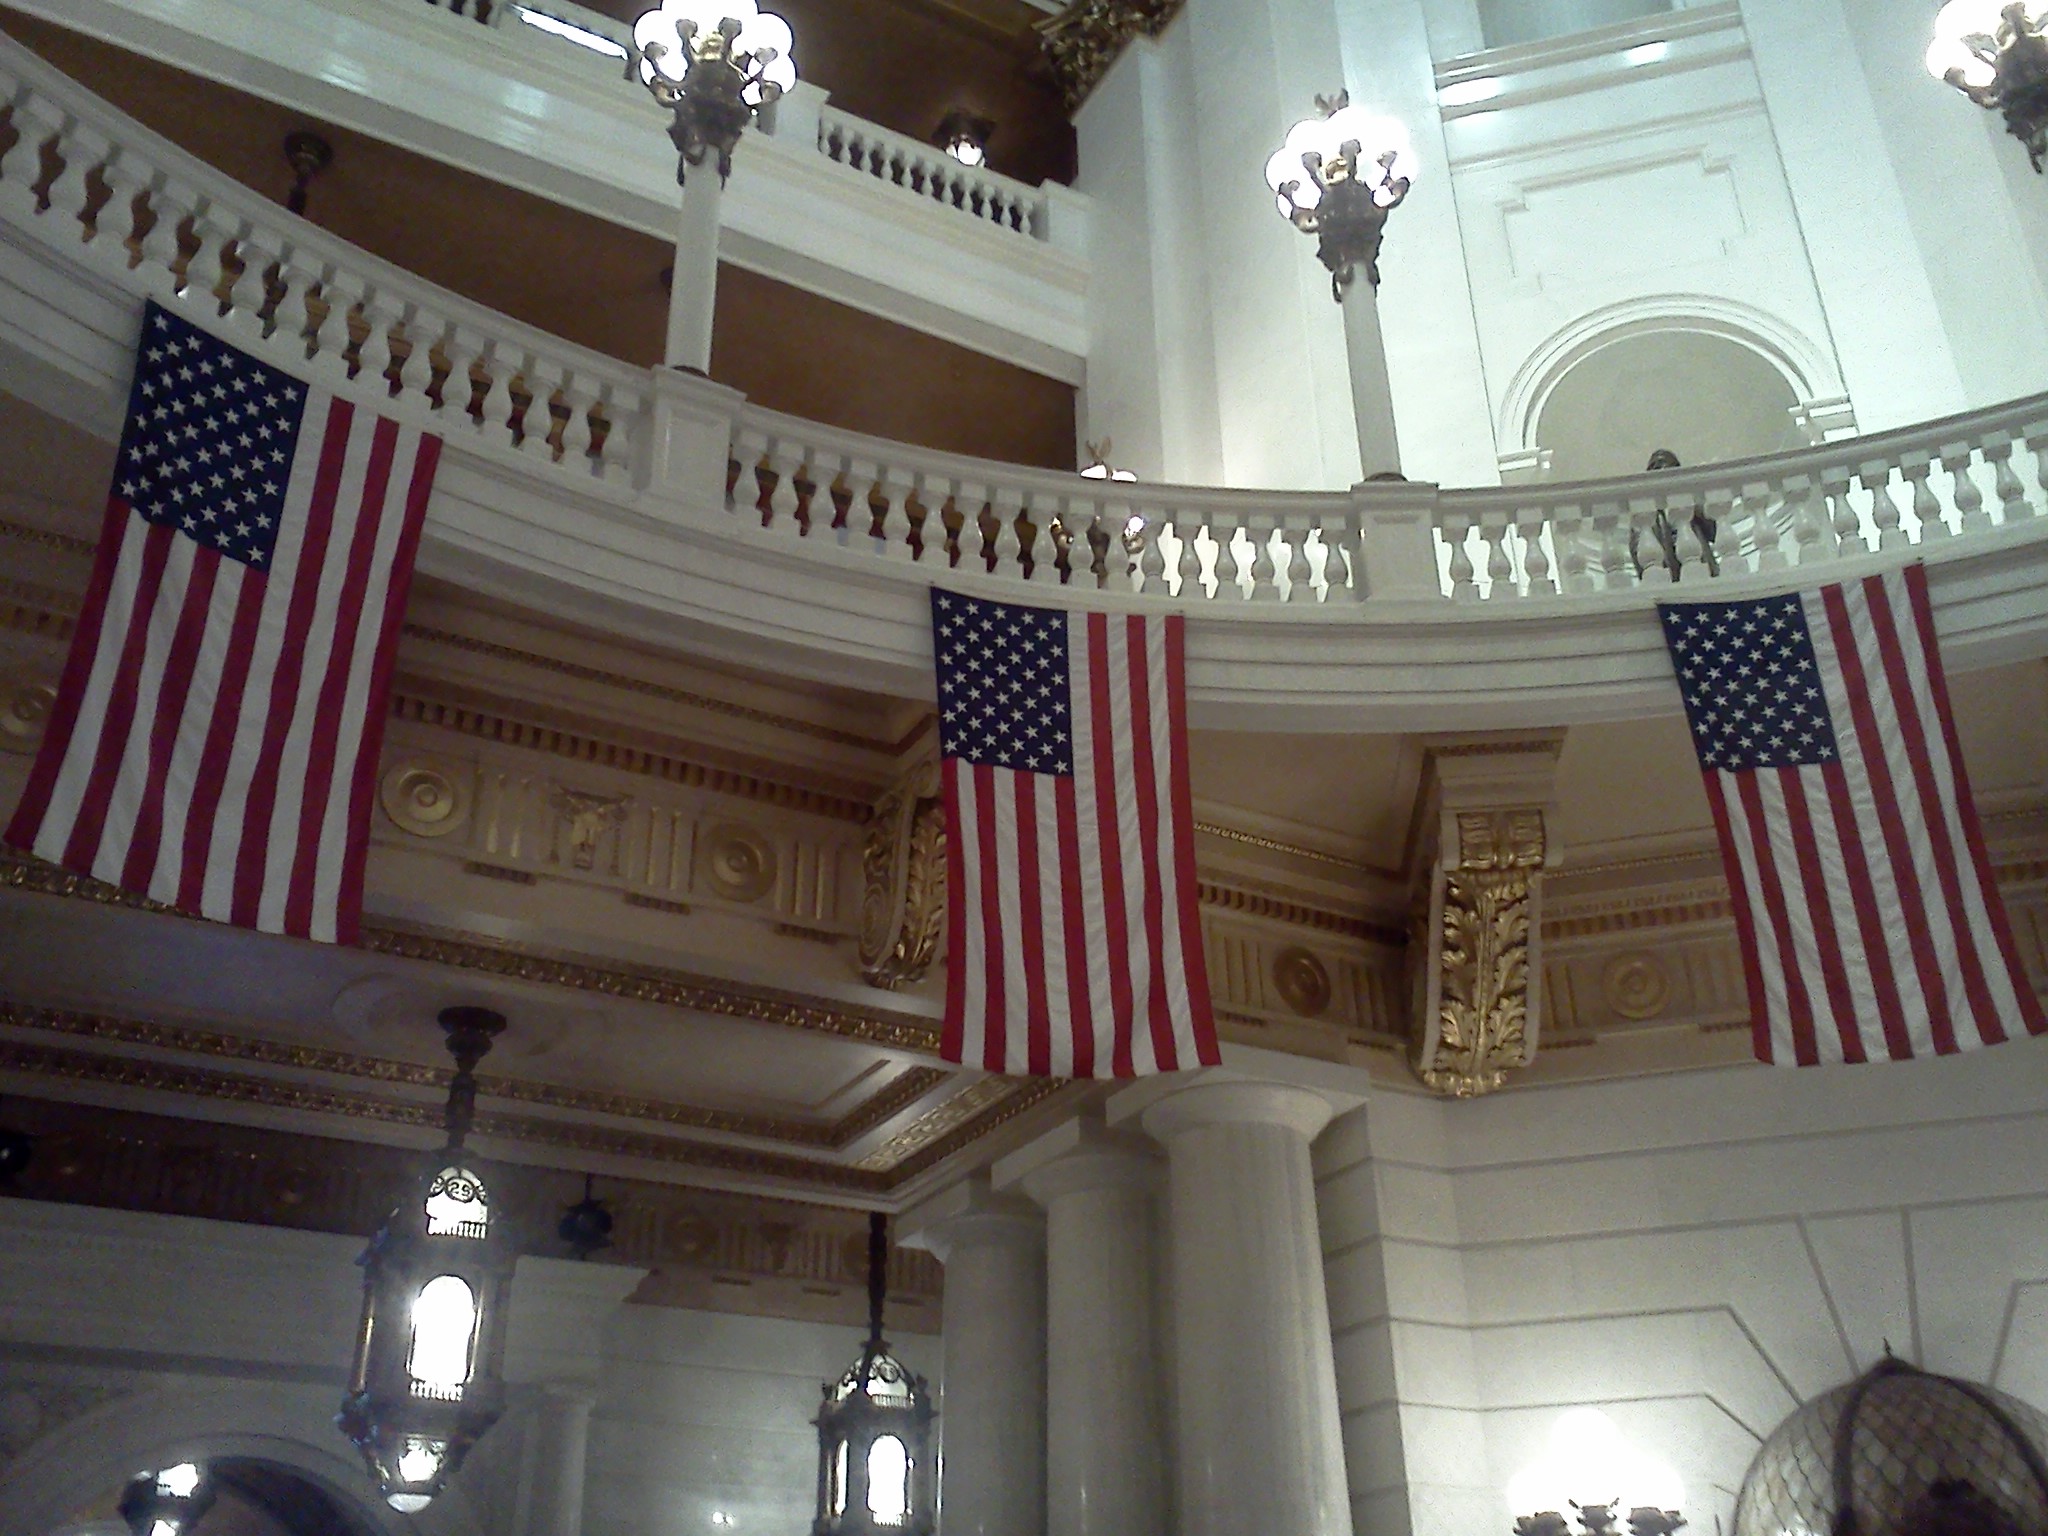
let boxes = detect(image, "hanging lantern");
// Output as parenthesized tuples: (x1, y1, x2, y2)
(812, 1213, 936, 1535)
(117, 1462, 214, 1536)
(338, 1007, 516, 1512)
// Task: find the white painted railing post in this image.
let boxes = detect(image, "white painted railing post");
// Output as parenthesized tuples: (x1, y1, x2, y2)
(1351, 487, 1442, 601)
(647, 366, 745, 508)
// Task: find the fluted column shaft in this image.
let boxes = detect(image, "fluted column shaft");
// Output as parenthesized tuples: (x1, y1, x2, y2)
(665, 165, 723, 372)
(921, 1184, 1046, 1536)
(1144, 1080, 1352, 1536)
(1021, 1131, 1168, 1536)
(512, 1383, 598, 1536)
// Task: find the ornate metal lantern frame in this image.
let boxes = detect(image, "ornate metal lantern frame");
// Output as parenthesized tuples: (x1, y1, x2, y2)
(1929, 0, 2048, 171)
(118, 1462, 215, 1536)
(812, 1214, 936, 1536)
(631, 0, 796, 184)
(338, 1007, 516, 1512)
(1265, 91, 1414, 300)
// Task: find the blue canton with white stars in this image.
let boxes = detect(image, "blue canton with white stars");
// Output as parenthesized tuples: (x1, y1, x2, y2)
(932, 589, 1074, 775)
(1660, 594, 1839, 772)
(113, 302, 309, 571)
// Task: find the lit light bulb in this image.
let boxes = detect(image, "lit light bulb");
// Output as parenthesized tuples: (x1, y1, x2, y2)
(155, 1463, 202, 1498)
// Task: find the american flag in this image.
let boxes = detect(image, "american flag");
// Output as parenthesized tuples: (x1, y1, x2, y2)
(6, 301, 438, 944)
(1660, 564, 2045, 1064)
(932, 589, 1219, 1077)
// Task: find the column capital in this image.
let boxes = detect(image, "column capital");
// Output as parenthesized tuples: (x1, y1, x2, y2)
(1001, 1118, 1161, 1208)
(897, 1173, 1044, 1264)
(1137, 1078, 1336, 1145)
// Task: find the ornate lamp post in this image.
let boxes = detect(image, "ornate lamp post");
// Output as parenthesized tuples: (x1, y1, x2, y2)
(812, 1213, 936, 1535)
(338, 1007, 516, 1513)
(631, 0, 796, 371)
(1265, 91, 1416, 478)
(1927, 0, 2048, 170)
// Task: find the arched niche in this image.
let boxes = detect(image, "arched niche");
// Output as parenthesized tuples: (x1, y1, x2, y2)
(0, 1379, 485, 1536)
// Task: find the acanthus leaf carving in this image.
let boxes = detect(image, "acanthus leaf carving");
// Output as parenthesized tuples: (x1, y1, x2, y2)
(858, 756, 945, 990)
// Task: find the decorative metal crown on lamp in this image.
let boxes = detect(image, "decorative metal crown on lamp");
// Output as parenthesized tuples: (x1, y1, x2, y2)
(812, 1214, 935, 1536)
(631, 0, 797, 184)
(338, 1007, 516, 1514)
(1927, 0, 2048, 170)
(1264, 91, 1416, 300)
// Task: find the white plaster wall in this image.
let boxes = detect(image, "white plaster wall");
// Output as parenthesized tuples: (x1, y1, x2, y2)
(1316, 1039, 2048, 1536)
(583, 1305, 940, 1536)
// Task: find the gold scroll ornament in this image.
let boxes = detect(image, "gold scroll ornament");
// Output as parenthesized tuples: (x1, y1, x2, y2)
(858, 759, 945, 990)
(1416, 807, 1546, 1098)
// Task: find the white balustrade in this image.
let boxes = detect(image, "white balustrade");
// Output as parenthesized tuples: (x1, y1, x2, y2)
(815, 107, 1045, 238)
(8, 31, 2048, 631)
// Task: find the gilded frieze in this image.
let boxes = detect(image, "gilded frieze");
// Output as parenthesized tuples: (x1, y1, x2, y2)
(858, 758, 945, 990)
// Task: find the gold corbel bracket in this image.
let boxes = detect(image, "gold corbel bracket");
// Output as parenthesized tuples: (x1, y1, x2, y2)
(858, 754, 946, 990)
(1408, 735, 1563, 1098)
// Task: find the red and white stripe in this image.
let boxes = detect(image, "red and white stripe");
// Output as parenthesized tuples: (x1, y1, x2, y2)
(943, 610, 1219, 1078)
(7, 394, 436, 945)
(1706, 564, 2046, 1065)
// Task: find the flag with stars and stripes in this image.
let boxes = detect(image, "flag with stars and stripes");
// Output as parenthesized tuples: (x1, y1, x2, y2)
(1659, 564, 2044, 1065)
(931, 588, 1219, 1077)
(5, 300, 439, 944)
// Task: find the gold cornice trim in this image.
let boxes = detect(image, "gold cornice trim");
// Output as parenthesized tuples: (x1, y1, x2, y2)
(1194, 820, 1389, 877)
(0, 1000, 950, 1149)
(399, 623, 904, 755)
(0, 516, 94, 557)
(0, 852, 942, 1054)
(1197, 880, 1405, 946)
(885, 1075, 1071, 1178)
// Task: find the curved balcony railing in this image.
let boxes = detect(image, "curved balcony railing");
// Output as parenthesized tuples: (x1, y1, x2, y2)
(7, 37, 2048, 723)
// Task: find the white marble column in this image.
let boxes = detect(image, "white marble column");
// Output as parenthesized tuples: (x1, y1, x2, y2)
(1016, 1124, 1169, 1536)
(513, 1383, 599, 1536)
(665, 164, 724, 372)
(912, 1178, 1047, 1536)
(1142, 1080, 1353, 1536)
(1341, 284, 1402, 479)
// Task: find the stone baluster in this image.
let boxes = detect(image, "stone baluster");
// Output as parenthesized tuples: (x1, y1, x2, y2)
(596, 381, 640, 486)
(764, 438, 806, 531)
(1514, 507, 1554, 595)
(1211, 519, 1244, 601)
(1283, 514, 1316, 601)
(1897, 451, 1943, 543)
(42, 116, 104, 239)
(177, 202, 232, 313)
(924, 474, 966, 565)
(478, 340, 523, 452)
(834, 455, 874, 544)
(1021, 490, 1061, 584)
(2029, 423, 2048, 513)
(92, 144, 153, 265)
(1244, 515, 1278, 601)
(267, 244, 319, 356)
(0, 86, 48, 220)
(1553, 505, 1592, 593)
(1985, 432, 2036, 521)
(1859, 460, 1907, 548)
(988, 486, 1025, 578)
(133, 175, 194, 295)
(1822, 467, 1861, 550)
(306, 266, 355, 383)
(1442, 509, 1477, 599)
(213, 220, 268, 334)
(1778, 473, 1828, 564)
(557, 372, 598, 473)
(1478, 506, 1514, 595)
(1320, 510, 1360, 599)
(354, 288, 398, 394)
(439, 325, 487, 423)
(728, 426, 769, 516)
(1626, 496, 1669, 586)
(1941, 442, 1991, 534)
(875, 466, 918, 559)
(1172, 516, 1203, 598)
(395, 305, 442, 407)
(1741, 480, 1786, 570)
(1697, 488, 1731, 577)
(518, 357, 563, 459)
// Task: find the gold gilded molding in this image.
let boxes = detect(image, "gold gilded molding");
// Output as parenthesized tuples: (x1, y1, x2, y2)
(548, 782, 632, 872)
(0, 852, 941, 1054)
(1198, 880, 1405, 946)
(1271, 946, 1332, 1018)
(1194, 820, 1382, 875)
(0, 516, 94, 557)
(858, 759, 945, 990)
(853, 1075, 1020, 1171)
(699, 819, 778, 903)
(1035, 0, 1186, 110)
(1600, 952, 1671, 1021)
(380, 758, 472, 838)
(1414, 808, 1546, 1099)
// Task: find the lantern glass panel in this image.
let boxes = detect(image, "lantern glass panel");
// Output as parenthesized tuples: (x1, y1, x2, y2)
(830, 1439, 848, 1515)
(867, 1435, 910, 1526)
(407, 1274, 478, 1394)
(424, 1165, 490, 1238)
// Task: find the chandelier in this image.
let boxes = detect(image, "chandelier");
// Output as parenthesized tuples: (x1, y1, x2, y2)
(1927, 0, 2048, 171)
(632, 0, 797, 184)
(337, 1007, 516, 1512)
(1265, 91, 1416, 300)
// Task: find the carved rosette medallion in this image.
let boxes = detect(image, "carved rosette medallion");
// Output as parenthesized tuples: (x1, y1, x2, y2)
(1416, 808, 1546, 1098)
(1271, 945, 1332, 1018)
(858, 759, 945, 990)
(0, 677, 56, 754)
(698, 820, 778, 903)
(1601, 952, 1671, 1021)
(379, 759, 472, 837)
